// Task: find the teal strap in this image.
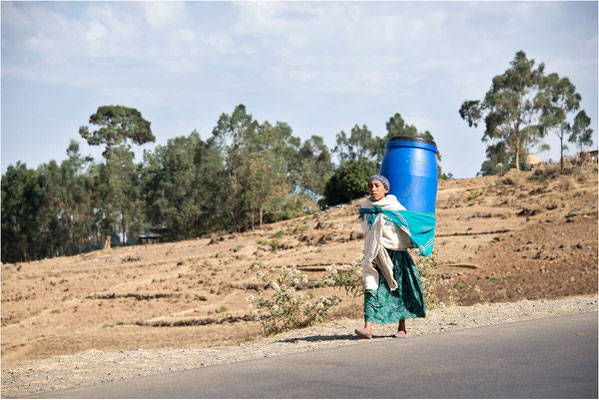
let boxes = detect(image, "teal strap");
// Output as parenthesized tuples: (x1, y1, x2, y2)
(359, 207, 436, 257)
(360, 205, 383, 226)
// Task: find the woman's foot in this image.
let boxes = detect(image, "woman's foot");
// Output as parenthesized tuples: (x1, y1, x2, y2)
(354, 328, 372, 339)
(394, 330, 407, 338)
(395, 320, 407, 338)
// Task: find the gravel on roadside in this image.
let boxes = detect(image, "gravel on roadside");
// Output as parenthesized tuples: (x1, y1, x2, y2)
(2, 296, 597, 398)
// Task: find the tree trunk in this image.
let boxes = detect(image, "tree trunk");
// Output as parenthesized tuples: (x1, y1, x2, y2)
(515, 134, 521, 171)
(121, 211, 126, 246)
(525, 113, 532, 155)
(104, 234, 111, 250)
(259, 205, 264, 228)
(560, 134, 564, 173)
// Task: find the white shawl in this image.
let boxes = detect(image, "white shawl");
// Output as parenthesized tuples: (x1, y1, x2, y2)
(360, 195, 412, 292)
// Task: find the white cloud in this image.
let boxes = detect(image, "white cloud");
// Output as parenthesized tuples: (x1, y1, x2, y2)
(2, 1, 596, 178)
(84, 20, 107, 43)
(167, 59, 196, 75)
(288, 69, 317, 83)
(142, 2, 186, 29)
(286, 33, 309, 50)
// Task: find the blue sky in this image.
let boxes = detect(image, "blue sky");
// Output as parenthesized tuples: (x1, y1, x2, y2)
(2, 1, 597, 178)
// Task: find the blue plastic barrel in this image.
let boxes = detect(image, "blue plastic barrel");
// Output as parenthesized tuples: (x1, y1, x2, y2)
(379, 136, 438, 213)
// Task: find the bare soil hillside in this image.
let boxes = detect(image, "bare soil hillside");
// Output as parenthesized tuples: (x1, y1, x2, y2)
(2, 163, 597, 362)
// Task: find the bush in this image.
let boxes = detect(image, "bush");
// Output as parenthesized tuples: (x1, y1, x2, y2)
(322, 261, 364, 297)
(324, 252, 446, 309)
(246, 265, 341, 335)
(321, 160, 377, 207)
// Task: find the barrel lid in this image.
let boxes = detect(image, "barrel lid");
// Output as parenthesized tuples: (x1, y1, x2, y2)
(388, 136, 436, 147)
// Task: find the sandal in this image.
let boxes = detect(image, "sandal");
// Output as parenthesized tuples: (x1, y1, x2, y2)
(354, 328, 373, 339)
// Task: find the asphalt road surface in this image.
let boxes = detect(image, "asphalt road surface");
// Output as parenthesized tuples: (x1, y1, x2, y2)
(37, 311, 597, 399)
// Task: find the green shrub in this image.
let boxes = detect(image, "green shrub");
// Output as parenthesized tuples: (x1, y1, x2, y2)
(488, 274, 519, 282)
(453, 282, 470, 289)
(467, 190, 481, 202)
(321, 160, 377, 207)
(322, 261, 364, 297)
(323, 252, 448, 309)
(257, 239, 279, 252)
(246, 265, 341, 335)
(408, 250, 447, 308)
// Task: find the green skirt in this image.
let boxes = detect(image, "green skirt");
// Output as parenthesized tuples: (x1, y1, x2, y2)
(364, 249, 426, 324)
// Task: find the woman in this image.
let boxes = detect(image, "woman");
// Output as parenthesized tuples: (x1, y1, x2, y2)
(354, 174, 432, 339)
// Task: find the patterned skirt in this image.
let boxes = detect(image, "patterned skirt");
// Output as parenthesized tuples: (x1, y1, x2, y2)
(363, 249, 426, 324)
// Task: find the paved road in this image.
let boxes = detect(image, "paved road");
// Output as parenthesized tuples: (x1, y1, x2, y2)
(38, 312, 597, 399)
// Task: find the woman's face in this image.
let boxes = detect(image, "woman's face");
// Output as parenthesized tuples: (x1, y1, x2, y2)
(368, 180, 389, 202)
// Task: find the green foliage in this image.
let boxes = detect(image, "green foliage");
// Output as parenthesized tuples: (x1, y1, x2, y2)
(322, 262, 364, 297)
(333, 113, 447, 182)
(460, 51, 545, 173)
(79, 105, 155, 155)
(272, 230, 286, 239)
(463, 50, 591, 176)
(257, 239, 280, 252)
(293, 135, 333, 196)
(384, 113, 442, 162)
(79, 105, 155, 242)
(323, 252, 445, 310)
(246, 265, 341, 335)
(538, 73, 583, 171)
(488, 274, 519, 282)
(322, 160, 377, 207)
(570, 110, 594, 153)
(333, 124, 380, 165)
(216, 306, 229, 313)
(440, 171, 454, 180)
(466, 190, 481, 202)
(2, 103, 448, 264)
(453, 282, 470, 289)
(272, 225, 310, 239)
(142, 130, 223, 239)
(211, 105, 310, 231)
(479, 141, 530, 176)
(409, 250, 443, 308)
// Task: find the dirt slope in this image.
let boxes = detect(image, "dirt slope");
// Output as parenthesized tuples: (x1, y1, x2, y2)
(1, 163, 597, 362)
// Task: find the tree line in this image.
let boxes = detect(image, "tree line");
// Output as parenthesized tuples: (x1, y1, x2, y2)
(1, 104, 441, 263)
(2, 50, 593, 264)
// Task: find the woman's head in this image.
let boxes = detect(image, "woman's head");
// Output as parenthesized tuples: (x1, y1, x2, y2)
(368, 175, 390, 201)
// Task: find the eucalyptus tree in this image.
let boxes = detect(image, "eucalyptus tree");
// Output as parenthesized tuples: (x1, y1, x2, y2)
(479, 142, 513, 176)
(143, 130, 223, 239)
(110, 145, 145, 244)
(1, 162, 42, 262)
(248, 121, 299, 227)
(293, 135, 333, 196)
(212, 105, 306, 231)
(211, 104, 262, 231)
(333, 124, 379, 166)
(537, 73, 583, 171)
(459, 51, 545, 172)
(381, 112, 443, 171)
(60, 140, 94, 253)
(569, 110, 594, 154)
(79, 105, 154, 245)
